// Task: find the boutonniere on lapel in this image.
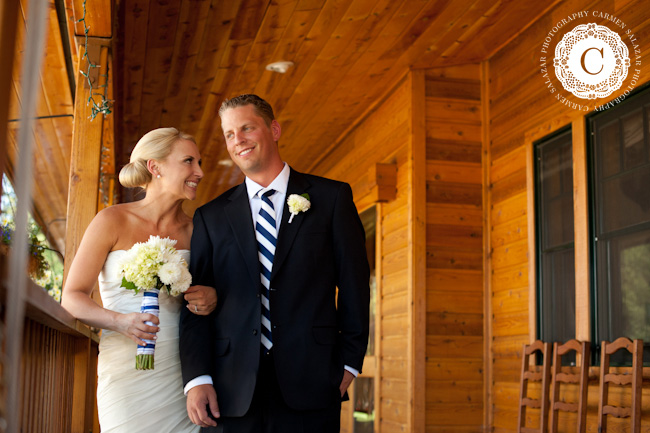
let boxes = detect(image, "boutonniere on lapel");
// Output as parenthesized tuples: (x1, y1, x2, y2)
(287, 193, 311, 223)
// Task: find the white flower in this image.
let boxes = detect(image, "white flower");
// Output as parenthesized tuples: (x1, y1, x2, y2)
(159, 262, 182, 285)
(48, 286, 61, 302)
(118, 236, 191, 296)
(171, 266, 192, 294)
(287, 193, 311, 223)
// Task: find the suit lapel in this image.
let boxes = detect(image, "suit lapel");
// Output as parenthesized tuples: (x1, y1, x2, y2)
(225, 183, 260, 286)
(271, 169, 310, 281)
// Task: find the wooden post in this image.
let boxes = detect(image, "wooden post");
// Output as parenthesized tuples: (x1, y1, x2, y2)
(374, 202, 383, 433)
(0, 0, 20, 205)
(572, 118, 590, 342)
(63, 45, 107, 279)
(71, 338, 94, 433)
(65, 45, 107, 433)
(480, 60, 492, 431)
(408, 69, 427, 433)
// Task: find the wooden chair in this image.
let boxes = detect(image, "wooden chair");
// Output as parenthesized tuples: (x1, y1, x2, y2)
(518, 340, 552, 433)
(597, 337, 643, 433)
(548, 340, 590, 433)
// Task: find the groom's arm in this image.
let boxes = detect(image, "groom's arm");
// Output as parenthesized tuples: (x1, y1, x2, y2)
(180, 207, 215, 386)
(332, 182, 371, 373)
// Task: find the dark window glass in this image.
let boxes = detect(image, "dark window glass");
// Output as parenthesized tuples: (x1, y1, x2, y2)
(360, 206, 376, 356)
(535, 128, 576, 344)
(590, 89, 650, 361)
(353, 377, 374, 433)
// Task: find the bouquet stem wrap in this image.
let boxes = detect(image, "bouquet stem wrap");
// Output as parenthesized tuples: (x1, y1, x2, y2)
(136, 288, 160, 370)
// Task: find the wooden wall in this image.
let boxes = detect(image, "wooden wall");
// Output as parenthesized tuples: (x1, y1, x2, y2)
(487, 1, 650, 432)
(314, 74, 415, 432)
(315, 65, 486, 432)
(424, 66, 484, 432)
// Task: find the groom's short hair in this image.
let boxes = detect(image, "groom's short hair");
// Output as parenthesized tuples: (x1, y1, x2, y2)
(219, 94, 275, 126)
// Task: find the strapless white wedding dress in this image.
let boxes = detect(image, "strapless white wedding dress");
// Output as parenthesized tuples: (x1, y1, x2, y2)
(96, 250, 198, 433)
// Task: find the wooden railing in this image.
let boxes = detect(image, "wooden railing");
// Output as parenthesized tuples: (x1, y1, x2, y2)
(0, 256, 99, 433)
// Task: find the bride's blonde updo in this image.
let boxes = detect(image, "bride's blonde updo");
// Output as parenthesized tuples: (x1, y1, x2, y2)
(118, 127, 195, 189)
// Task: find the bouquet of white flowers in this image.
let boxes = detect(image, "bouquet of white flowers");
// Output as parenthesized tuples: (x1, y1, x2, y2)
(118, 235, 191, 369)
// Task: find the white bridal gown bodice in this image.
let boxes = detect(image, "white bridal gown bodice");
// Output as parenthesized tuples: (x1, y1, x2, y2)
(96, 249, 198, 433)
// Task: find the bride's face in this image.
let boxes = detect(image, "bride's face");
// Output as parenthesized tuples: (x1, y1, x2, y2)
(157, 139, 203, 200)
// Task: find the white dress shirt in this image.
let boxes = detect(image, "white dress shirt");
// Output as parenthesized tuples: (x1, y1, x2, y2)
(184, 163, 357, 395)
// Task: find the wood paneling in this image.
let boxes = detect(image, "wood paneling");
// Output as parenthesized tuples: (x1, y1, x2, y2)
(6, 0, 74, 253)
(487, 1, 650, 432)
(315, 77, 412, 431)
(0, 0, 20, 199)
(63, 45, 107, 280)
(424, 65, 484, 432)
(105, 0, 561, 211)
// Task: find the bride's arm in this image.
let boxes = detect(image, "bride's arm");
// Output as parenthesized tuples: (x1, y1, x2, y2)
(61, 208, 159, 346)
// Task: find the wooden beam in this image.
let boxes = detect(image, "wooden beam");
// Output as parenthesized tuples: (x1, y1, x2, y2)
(480, 59, 492, 431)
(71, 337, 94, 433)
(526, 137, 536, 344)
(63, 45, 107, 277)
(0, 0, 20, 203)
(374, 202, 383, 432)
(572, 118, 590, 342)
(408, 69, 426, 433)
(70, 0, 112, 38)
(371, 163, 397, 203)
(98, 53, 115, 212)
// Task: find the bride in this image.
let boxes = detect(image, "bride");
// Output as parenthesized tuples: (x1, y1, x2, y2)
(62, 127, 216, 432)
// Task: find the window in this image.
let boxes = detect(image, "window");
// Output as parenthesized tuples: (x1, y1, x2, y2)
(348, 205, 376, 432)
(0, 174, 64, 301)
(535, 128, 576, 344)
(589, 88, 650, 359)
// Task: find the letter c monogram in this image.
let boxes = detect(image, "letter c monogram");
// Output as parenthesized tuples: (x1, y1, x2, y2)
(580, 47, 604, 75)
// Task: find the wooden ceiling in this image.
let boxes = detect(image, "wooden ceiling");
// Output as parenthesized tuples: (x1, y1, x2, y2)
(6, 0, 560, 253)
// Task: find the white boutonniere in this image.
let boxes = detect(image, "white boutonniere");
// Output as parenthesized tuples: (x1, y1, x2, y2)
(287, 193, 311, 223)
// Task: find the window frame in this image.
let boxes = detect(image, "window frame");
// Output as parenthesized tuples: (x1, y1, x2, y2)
(528, 85, 650, 362)
(587, 87, 650, 359)
(533, 126, 576, 344)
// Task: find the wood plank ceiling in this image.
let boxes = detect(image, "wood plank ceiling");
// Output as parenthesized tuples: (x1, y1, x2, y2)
(115, 0, 558, 211)
(7, 0, 559, 253)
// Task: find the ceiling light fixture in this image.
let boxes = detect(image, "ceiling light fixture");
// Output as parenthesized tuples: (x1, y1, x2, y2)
(265, 61, 294, 73)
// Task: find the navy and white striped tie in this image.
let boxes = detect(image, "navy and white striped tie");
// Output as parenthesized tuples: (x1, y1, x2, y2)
(256, 189, 276, 352)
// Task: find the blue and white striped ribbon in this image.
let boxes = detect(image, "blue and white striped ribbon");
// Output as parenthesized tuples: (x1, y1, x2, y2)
(137, 289, 160, 357)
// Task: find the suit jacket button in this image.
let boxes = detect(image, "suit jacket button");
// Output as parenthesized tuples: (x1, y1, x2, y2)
(272, 325, 277, 329)
(256, 293, 260, 298)
(253, 329, 258, 335)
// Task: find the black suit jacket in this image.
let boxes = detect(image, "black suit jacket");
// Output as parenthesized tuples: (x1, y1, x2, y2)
(179, 168, 370, 415)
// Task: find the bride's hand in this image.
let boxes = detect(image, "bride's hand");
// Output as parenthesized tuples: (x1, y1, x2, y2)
(184, 285, 217, 316)
(114, 312, 160, 346)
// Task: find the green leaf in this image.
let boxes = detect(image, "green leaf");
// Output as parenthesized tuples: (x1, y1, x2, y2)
(121, 277, 139, 294)
(300, 193, 310, 201)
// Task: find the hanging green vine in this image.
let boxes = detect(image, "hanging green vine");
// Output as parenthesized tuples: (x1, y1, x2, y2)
(77, 0, 112, 120)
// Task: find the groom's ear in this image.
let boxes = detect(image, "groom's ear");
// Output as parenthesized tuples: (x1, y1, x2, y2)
(271, 119, 281, 142)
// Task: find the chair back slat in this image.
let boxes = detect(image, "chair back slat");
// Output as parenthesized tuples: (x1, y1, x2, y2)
(603, 373, 633, 385)
(602, 405, 632, 418)
(553, 401, 578, 413)
(555, 372, 580, 384)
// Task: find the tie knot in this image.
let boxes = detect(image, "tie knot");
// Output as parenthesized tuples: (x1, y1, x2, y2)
(259, 188, 276, 198)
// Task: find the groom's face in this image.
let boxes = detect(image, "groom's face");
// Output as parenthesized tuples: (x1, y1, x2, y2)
(221, 104, 282, 177)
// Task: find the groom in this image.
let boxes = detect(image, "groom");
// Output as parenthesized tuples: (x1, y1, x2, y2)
(179, 94, 370, 432)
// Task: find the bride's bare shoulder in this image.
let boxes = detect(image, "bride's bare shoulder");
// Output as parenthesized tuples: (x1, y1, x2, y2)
(91, 203, 139, 229)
